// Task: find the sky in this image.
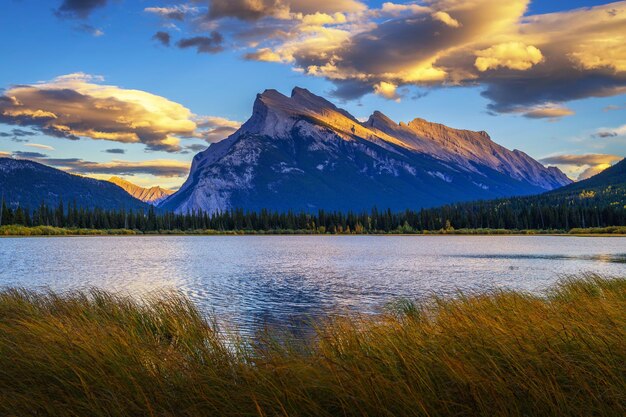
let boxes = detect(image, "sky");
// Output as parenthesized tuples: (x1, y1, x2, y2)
(1, 0, 625, 189)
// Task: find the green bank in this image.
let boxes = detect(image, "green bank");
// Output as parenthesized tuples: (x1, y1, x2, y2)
(2, 224, 626, 236)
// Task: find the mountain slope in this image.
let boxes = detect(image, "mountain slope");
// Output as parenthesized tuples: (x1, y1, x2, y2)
(108, 176, 173, 204)
(161, 87, 570, 213)
(417, 158, 625, 230)
(0, 158, 149, 210)
(551, 158, 626, 192)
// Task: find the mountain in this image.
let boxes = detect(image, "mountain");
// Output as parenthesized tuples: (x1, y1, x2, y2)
(422, 160, 626, 230)
(551, 158, 626, 193)
(108, 176, 173, 204)
(0, 158, 149, 210)
(419, 158, 625, 230)
(161, 87, 571, 213)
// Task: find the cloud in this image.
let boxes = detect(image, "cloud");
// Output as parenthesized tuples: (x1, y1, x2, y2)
(144, 5, 200, 21)
(595, 131, 618, 138)
(185, 144, 208, 152)
(206, 0, 626, 114)
(10, 128, 36, 137)
(55, 0, 108, 19)
(594, 124, 626, 138)
(103, 148, 125, 154)
(0, 73, 198, 152)
(75, 23, 104, 36)
(153, 31, 171, 46)
(603, 103, 625, 111)
(432, 11, 461, 28)
(176, 33, 223, 53)
(373, 81, 400, 100)
(379, 2, 429, 17)
(540, 153, 623, 180)
(475, 42, 543, 72)
(17, 156, 191, 177)
(25, 143, 55, 151)
(0, 128, 36, 142)
(206, 0, 365, 21)
(540, 154, 622, 166)
(0, 151, 11, 158)
(12, 151, 49, 159)
(577, 164, 613, 180)
(244, 48, 284, 62)
(520, 104, 575, 120)
(194, 116, 241, 143)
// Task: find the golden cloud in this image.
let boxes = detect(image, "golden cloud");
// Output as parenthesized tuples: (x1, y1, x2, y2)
(540, 153, 623, 181)
(432, 11, 461, 28)
(577, 164, 612, 180)
(475, 42, 543, 72)
(229, 0, 626, 114)
(373, 81, 400, 100)
(0, 73, 197, 152)
(519, 104, 574, 120)
(206, 0, 365, 21)
(194, 116, 242, 143)
(25, 143, 55, 151)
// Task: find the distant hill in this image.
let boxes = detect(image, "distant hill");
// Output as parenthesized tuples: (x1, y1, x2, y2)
(417, 158, 626, 230)
(0, 158, 149, 210)
(108, 176, 173, 204)
(551, 158, 626, 193)
(161, 87, 570, 213)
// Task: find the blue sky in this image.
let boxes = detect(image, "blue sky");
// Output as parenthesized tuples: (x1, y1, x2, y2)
(1, 0, 625, 188)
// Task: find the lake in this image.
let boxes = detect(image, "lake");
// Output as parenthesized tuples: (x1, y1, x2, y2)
(1, 235, 625, 334)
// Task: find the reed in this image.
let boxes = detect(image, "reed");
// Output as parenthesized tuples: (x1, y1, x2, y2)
(0, 275, 624, 416)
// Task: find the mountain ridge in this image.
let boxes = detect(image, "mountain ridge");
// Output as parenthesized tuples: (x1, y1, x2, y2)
(108, 176, 173, 204)
(0, 158, 148, 211)
(552, 157, 625, 192)
(161, 87, 571, 214)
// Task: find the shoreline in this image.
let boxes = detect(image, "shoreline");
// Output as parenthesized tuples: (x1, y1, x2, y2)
(1, 225, 625, 238)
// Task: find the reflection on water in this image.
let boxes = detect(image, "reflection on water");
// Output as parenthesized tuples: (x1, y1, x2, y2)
(1, 235, 625, 334)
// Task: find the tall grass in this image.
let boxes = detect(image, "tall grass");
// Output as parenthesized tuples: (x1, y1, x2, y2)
(0, 275, 624, 416)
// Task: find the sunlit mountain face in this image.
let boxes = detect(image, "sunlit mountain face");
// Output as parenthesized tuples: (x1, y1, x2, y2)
(0, 0, 624, 192)
(108, 177, 174, 204)
(160, 88, 570, 213)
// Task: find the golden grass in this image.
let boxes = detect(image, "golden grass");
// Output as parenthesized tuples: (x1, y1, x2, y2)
(0, 275, 624, 416)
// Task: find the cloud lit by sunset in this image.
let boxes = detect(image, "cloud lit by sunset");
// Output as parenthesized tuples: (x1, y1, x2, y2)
(1, 0, 625, 187)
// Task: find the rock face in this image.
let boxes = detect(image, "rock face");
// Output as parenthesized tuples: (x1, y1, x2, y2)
(108, 176, 173, 204)
(0, 158, 148, 210)
(161, 87, 571, 213)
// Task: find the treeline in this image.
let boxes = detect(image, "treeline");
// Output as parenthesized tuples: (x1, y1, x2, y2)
(1, 192, 625, 233)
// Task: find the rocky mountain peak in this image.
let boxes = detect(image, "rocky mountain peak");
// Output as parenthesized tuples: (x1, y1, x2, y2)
(161, 87, 572, 214)
(108, 176, 173, 204)
(365, 111, 397, 129)
(242, 87, 361, 139)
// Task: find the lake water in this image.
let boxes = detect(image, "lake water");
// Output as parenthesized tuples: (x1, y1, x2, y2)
(1, 235, 625, 334)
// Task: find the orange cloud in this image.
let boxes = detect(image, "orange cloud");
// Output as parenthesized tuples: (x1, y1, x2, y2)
(540, 153, 623, 181)
(227, 0, 626, 114)
(0, 73, 197, 152)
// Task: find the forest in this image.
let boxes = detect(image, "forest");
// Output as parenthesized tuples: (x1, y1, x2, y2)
(1, 181, 625, 233)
